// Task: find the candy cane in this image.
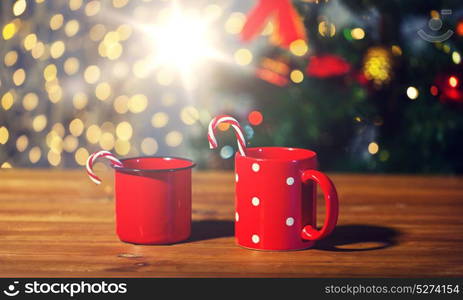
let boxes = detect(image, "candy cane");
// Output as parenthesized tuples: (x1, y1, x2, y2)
(208, 115, 247, 156)
(86, 150, 123, 185)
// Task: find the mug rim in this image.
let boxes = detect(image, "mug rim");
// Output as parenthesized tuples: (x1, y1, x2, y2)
(238, 147, 317, 162)
(112, 156, 196, 173)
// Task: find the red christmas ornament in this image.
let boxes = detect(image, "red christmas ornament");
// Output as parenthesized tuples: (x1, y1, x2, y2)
(241, 0, 306, 48)
(306, 55, 351, 78)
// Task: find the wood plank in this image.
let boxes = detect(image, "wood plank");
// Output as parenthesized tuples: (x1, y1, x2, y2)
(0, 169, 462, 277)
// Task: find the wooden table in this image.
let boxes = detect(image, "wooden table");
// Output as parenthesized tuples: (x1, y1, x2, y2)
(0, 170, 462, 277)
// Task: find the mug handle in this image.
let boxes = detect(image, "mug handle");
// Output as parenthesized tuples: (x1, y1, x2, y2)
(300, 170, 339, 241)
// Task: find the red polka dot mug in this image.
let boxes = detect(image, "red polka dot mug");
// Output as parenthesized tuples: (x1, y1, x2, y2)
(235, 147, 339, 251)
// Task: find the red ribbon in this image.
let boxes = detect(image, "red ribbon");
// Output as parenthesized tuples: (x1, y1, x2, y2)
(241, 0, 306, 47)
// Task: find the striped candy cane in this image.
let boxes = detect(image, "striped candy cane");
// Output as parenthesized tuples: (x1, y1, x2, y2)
(208, 115, 247, 156)
(86, 150, 123, 185)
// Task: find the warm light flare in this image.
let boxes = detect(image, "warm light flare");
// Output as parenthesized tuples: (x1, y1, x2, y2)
(136, 3, 224, 89)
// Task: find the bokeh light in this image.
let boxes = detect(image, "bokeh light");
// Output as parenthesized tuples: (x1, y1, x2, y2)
(244, 124, 254, 140)
(4, 51, 18, 66)
(73, 93, 88, 110)
(85, 1, 101, 17)
(115, 139, 131, 156)
(16, 135, 28, 152)
(452, 52, 461, 64)
(116, 121, 133, 141)
(69, 119, 84, 137)
(50, 40, 65, 59)
(63, 135, 78, 153)
(318, 21, 336, 37)
(12, 68, 26, 86)
(225, 12, 245, 34)
(29, 146, 41, 164)
(2, 92, 15, 110)
(248, 110, 263, 126)
(95, 82, 112, 101)
(89, 24, 106, 41)
(0, 127, 9, 145)
(65, 20, 80, 37)
(3, 22, 17, 40)
(99, 132, 115, 150)
(69, 0, 83, 11)
(363, 47, 392, 86)
(1, 0, 436, 173)
(151, 112, 169, 128)
(289, 39, 308, 56)
(1, 162, 12, 168)
(290, 69, 304, 83)
(128, 94, 148, 113)
(47, 150, 61, 166)
(32, 115, 47, 132)
(162, 93, 176, 106)
(220, 145, 234, 159)
(86, 125, 102, 144)
(180, 106, 200, 125)
(84, 65, 101, 84)
(234, 48, 253, 66)
(50, 14, 64, 30)
(141, 137, 158, 155)
(165, 131, 183, 147)
(368, 142, 379, 155)
(43, 64, 57, 81)
(75, 148, 89, 166)
(448, 76, 458, 88)
(13, 0, 27, 17)
(27, 34, 39, 50)
(351, 28, 365, 40)
(391, 45, 402, 56)
(64, 57, 80, 75)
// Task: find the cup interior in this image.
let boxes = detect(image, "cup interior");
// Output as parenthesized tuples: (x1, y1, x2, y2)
(118, 156, 195, 172)
(244, 147, 316, 161)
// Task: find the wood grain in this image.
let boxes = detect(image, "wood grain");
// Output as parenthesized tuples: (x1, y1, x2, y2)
(0, 169, 462, 277)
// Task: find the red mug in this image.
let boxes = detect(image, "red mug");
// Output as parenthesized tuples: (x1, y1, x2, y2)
(235, 147, 339, 251)
(112, 156, 195, 244)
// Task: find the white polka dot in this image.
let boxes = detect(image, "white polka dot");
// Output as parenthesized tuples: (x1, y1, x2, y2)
(235, 212, 239, 222)
(251, 197, 260, 206)
(252, 163, 260, 172)
(286, 177, 295, 185)
(252, 234, 260, 244)
(286, 217, 295, 226)
(235, 173, 239, 182)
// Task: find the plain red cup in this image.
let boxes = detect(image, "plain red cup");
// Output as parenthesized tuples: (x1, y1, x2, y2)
(112, 156, 195, 245)
(235, 147, 339, 251)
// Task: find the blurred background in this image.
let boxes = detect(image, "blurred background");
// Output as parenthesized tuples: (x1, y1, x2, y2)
(0, 0, 462, 174)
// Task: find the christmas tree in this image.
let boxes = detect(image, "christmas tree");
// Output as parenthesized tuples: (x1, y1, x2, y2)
(199, 0, 463, 174)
